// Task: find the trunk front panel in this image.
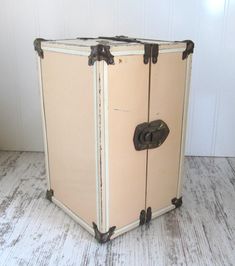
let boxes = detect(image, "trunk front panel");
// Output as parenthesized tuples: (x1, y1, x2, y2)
(146, 52, 187, 213)
(107, 55, 149, 229)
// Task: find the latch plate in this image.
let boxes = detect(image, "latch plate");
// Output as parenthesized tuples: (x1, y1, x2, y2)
(133, 120, 170, 151)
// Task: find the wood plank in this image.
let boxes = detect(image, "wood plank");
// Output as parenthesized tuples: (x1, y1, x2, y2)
(0, 152, 234, 265)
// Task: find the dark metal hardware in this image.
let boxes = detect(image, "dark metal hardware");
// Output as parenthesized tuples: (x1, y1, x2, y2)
(92, 222, 116, 244)
(139, 210, 146, 225)
(88, 44, 114, 66)
(182, 40, 194, 60)
(144, 44, 159, 64)
(144, 44, 152, 64)
(34, 38, 47, 58)
(77, 37, 96, 40)
(146, 207, 152, 223)
(134, 120, 170, 151)
(151, 44, 159, 64)
(46, 189, 54, 202)
(99, 35, 140, 43)
(171, 197, 183, 208)
(99, 36, 159, 64)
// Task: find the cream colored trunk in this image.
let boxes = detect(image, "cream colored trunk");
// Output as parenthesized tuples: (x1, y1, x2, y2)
(37, 38, 193, 242)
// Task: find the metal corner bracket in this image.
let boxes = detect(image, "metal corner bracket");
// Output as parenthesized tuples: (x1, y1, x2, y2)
(171, 197, 183, 208)
(46, 189, 54, 202)
(92, 222, 116, 244)
(182, 40, 194, 60)
(88, 44, 115, 66)
(34, 38, 47, 59)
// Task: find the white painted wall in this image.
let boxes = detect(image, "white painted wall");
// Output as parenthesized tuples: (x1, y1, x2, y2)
(0, 0, 235, 156)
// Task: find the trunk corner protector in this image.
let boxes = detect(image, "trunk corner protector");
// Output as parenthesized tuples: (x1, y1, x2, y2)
(88, 44, 115, 66)
(46, 189, 54, 202)
(171, 197, 183, 208)
(182, 40, 194, 60)
(34, 38, 47, 59)
(92, 222, 116, 244)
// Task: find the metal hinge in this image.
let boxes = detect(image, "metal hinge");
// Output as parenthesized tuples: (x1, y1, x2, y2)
(146, 207, 152, 223)
(92, 222, 116, 244)
(144, 43, 159, 64)
(34, 38, 46, 59)
(46, 189, 54, 202)
(182, 40, 194, 60)
(151, 44, 159, 64)
(98, 36, 159, 64)
(139, 209, 146, 225)
(144, 44, 152, 64)
(171, 197, 183, 208)
(139, 207, 152, 225)
(88, 44, 115, 66)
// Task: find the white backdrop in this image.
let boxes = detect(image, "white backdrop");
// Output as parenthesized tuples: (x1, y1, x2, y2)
(0, 0, 235, 156)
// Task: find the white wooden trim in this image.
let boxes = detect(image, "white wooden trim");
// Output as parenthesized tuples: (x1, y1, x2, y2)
(96, 61, 108, 233)
(42, 47, 90, 56)
(103, 62, 110, 232)
(95, 61, 110, 234)
(52, 197, 94, 236)
(177, 55, 193, 198)
(95, 61, 104, 232)
(113, 220, 140, 238)
(113, 205, 175, 238)
(37, 56, 51, 190)
(93, 62, 101, 230)
(151, 205, 175, 219)
(111, 50, 144, 56)
(41, 47, 185, 58)
(160, 48, 185, 54)
(112, 48, 185, 56)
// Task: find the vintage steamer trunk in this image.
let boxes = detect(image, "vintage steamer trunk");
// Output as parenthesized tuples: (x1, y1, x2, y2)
(34, 36, 194, 243)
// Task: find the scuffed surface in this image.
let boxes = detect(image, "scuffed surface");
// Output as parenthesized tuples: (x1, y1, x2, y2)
(0, 152, 234, 265)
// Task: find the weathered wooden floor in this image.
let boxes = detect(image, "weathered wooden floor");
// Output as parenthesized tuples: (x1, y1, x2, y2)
(0, 151, 234, 266)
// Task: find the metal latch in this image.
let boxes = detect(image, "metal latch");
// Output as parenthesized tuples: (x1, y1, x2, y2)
(133, 120, 170, 151)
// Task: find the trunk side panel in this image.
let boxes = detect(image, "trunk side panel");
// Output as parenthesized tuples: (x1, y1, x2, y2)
(41, 51, 97, 225)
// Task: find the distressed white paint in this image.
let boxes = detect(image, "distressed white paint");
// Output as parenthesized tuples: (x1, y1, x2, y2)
(0, 0, 234, 156)
(0, 151, 235, 265)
